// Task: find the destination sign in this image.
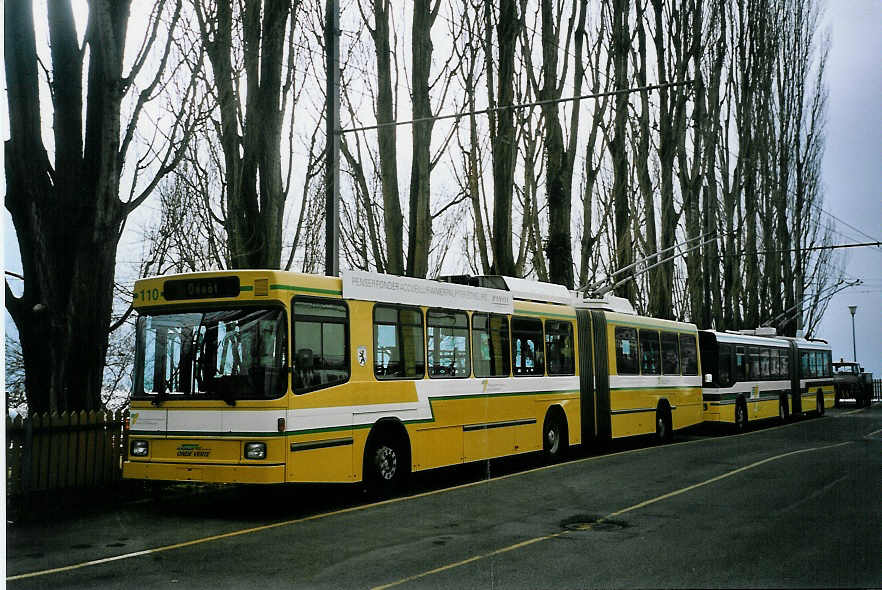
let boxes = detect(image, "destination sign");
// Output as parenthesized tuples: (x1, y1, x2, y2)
(164, 276, 240, 301)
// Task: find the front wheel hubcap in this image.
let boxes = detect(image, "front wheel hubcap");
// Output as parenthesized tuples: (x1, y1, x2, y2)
(375, 446, 397, 480)
(546, 427, 559, 453)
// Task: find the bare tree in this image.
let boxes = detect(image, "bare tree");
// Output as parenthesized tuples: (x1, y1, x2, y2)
(610, 0, 635, 301)
(359, 0, 406, 274)
(5, 0, 200, 413)
(194, 0, 300, 269)
(489, 0, 521, 276)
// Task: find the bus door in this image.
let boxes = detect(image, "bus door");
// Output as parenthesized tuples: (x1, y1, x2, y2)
(788, 340, 802, 415)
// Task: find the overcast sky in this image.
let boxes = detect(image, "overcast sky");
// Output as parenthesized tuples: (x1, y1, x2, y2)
(815, 0, 881, 375)
(3, 1, 880, 375)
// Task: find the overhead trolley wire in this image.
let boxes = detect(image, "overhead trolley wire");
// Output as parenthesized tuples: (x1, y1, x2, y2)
(340, 79, 693, 134)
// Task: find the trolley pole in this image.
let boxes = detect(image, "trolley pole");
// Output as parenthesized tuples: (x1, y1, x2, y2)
(324, 0, 340, 277)
(848, 305, 857, 362)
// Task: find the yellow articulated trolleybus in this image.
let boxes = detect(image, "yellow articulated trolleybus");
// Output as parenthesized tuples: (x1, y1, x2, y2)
(698, 329, 832, 431)
(124, 269, 703, 493)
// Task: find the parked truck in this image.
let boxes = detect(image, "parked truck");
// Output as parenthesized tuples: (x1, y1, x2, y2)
(832, 359, 873, 408)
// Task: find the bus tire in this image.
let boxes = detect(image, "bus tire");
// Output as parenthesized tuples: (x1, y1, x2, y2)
(363, 427, 410, 497)
(655, 404, 673, 444)
(542, 408, 568, 461)
(734, 399, 748, 434)
(817, 390, 824, 416)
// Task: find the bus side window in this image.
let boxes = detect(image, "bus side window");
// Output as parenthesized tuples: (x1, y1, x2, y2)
(760, 348, 771, 380)
(615, 327, 639, 375)
(639, 329, 661, 375)
(373, 305, 425, 379)
(746, 346, 759, 380)
(546, 320, 575, 376)
(661, 332, 680, 375)
(472, 314, 511, 377)
(679, 334, 699, 376)
(511, 317, 544, 376)
(427, 309, 470, 378)
(769, 348, 780, 379)
(735, 346, 745, 381)
(293, 298, 349, 394)
(779, 349, 789, 378)
(719, 344, 732, 387)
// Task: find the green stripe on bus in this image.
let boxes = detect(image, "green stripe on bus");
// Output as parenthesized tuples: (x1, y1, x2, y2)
(131, 430, 287, 438)
(239, 286, 253, 292)
(287, 389, 580, 435)
(607, 318, 695, 331)
(513, 309, 577, 320)
(610, 386, 699, 392)
(270, 284, 343, 296)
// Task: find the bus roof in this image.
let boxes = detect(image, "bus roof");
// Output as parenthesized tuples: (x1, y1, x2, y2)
(701, 330, 790, 348)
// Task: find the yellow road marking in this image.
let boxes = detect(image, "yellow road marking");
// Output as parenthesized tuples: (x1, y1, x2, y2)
(5, 420, 838, 582)
(371, 441, 851, 590)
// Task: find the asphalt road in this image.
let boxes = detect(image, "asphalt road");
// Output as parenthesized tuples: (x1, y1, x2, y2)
(7, 404, 881, 589)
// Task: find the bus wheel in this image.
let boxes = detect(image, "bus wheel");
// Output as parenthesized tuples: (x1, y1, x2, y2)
(542, 410, 568, 461)
(655, 405, 672, 444)
(734, 400, 748, 434)
(364, 436, 408, 497)
(817, 390, 825, 416)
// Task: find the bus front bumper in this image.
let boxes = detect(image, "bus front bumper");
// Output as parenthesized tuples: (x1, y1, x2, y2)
(123, 460, 286, 484)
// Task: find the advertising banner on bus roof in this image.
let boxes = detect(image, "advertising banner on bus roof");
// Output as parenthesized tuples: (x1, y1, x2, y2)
(342, 270, 514, 314)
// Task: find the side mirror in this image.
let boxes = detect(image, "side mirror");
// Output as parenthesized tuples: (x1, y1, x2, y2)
(704, 373, 713, 384)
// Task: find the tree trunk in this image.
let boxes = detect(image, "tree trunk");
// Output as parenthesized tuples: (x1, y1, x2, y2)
(611, 0, 634, 301)
(405, 0, 437, 278)
(539, 0, 579, 289)
(633, 4, 662, 316)
(490, 0, 519, 276)
(367, 0, 405, 275)
(201, 0, 292, 270)
(5, 0, 183, 413)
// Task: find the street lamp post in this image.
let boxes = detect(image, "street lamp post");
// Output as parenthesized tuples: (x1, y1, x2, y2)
(848, 305, 857, 362)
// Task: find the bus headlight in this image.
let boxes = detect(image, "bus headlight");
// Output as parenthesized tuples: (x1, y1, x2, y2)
(130, 440, 149, 457)
(244, 442, 267, 460)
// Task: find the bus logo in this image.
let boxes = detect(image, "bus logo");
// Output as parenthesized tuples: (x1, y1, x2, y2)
(177, 444, 210, 458)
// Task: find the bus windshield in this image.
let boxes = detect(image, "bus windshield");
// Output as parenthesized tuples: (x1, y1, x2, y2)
(134, 307, 288, 402)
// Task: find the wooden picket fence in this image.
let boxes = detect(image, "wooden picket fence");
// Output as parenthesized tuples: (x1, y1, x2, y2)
(6, 410, 127, 498)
